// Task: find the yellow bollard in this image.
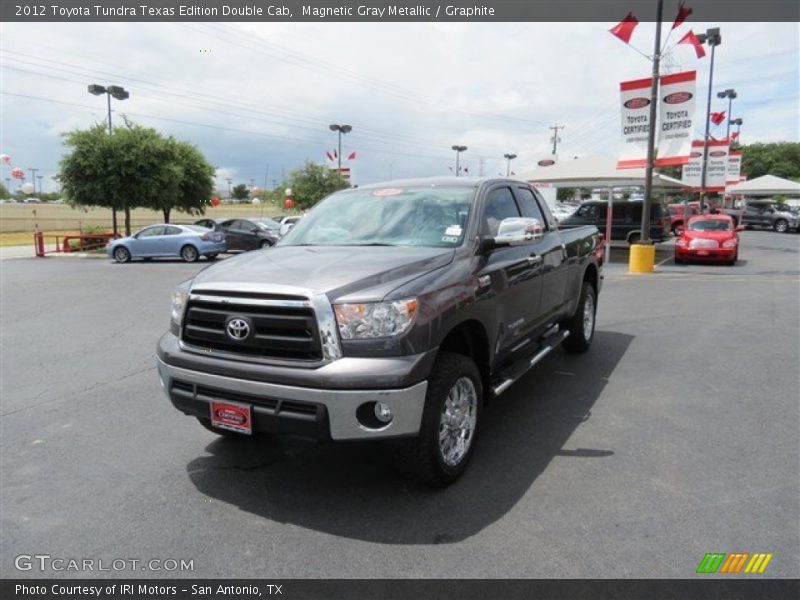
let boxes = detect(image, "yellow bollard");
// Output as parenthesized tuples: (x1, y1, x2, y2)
(629, 243, 656, 273)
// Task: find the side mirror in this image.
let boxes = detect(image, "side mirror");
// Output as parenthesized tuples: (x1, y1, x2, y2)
(736, 225, 744, 232)
(483, 217, 544, 250)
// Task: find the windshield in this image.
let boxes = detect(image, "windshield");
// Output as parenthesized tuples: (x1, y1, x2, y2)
(254, 218, 280, 231)
(688, 220, 731, 231)
(280, 185, 475, 247)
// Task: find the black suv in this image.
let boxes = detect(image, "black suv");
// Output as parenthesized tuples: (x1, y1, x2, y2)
(559, 200, 667, 243)
(739, 201, 799, 233)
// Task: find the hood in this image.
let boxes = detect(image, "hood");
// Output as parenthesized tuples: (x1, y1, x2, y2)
(191, 245, 455, 302)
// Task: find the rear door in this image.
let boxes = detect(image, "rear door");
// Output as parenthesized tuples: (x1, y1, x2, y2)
(222, 220, 247, 251)
(517, 185, 570, 322)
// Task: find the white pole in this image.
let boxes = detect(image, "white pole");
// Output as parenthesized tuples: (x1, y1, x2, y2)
(605, 187, 613, 262)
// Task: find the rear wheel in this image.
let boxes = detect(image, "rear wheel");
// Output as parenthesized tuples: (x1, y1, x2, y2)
(561, 281, 597, 354)
(260, 239, 273, 249)
(181, 244, 199, 263)
(672, 223, 683, 236)
(113, 246, 131, 263)
(774, 219, 789, 233)
(393, 352, 482, 488)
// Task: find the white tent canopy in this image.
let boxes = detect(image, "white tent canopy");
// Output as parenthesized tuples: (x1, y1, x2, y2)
(726, 174, 800, 196)
(517, 155, 689, 190)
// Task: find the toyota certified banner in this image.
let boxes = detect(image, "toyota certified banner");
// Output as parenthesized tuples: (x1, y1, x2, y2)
(617, 77, 652, 168)
(682, 140, 730, 191)
(655, 71, 697, 166)
(727, 150, 743, 184)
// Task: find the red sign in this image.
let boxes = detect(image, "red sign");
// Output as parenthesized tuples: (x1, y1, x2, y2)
(210, 400, 252, 435)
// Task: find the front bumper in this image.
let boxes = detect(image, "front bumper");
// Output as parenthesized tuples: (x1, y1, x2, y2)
(676, 246, 736, 261)
(156, 355, 429, 441)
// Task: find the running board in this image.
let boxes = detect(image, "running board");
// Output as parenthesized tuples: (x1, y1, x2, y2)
(492, 330, 570, 396)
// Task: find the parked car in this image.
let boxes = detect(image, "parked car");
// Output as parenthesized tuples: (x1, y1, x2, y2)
(219, 218, 280, 251)
(107, 224, 226, 263)
(157, 177, 603, 487)
(279, 215, 303, 237)
(559, 200, 667, 243)
(736, 200, 800, 233)
(667, 203, 701, 235)
(674, 214, 740, 265)
(194, 217, 226, 230)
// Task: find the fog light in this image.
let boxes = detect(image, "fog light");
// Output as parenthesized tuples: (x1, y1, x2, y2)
(374, 402, 393, 423)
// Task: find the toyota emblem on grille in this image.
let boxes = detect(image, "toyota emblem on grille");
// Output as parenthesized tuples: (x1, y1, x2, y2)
(226, 318, 250, 341)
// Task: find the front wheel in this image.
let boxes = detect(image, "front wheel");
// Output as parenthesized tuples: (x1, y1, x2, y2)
(260, 240, 273, 249)
(627, 232, 641, 245)
(113, 246, 131, 263)
(774, 219, 789, 233)
(181, 244, 199, 263)
(561, 281, 597, 354)
(393, 352, 482, 488)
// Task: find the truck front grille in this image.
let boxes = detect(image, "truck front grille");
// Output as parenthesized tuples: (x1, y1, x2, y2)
(181, 294, 323, 361)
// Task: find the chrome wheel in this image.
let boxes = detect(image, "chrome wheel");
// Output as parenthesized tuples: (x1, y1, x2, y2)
(582, 291, 595, 341)
(438, 376, 478, 467)
(775, 220, 788, 233)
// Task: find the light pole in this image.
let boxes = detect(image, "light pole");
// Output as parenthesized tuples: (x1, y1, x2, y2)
(451, 145, 467, 176)
(730, 117, 743, 143)
(638, 0, 664, 246)
(696, 28, 722, 214)
(503, 153, 517, 177)
(225, 177, 233, 200)
(28, 168, 39, 194)
(717, 88, 737, 141)
(37, 175, 43, 195)
(88, 84, 129, 235)
(329, 124, 352, 170)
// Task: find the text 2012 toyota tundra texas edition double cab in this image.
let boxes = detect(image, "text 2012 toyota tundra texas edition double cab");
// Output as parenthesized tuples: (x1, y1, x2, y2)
(157, 178, 603, 486)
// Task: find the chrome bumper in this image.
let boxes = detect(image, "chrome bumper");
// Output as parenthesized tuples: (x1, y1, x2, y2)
(156, 358, 427, 441)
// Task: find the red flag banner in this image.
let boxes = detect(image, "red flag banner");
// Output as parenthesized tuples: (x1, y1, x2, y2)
(347, 151, 357, 160)
(710, 111, 726, 125)
(677, 30, 706, 58)
(617, 76, 652, 169)
(326, 151, 334, 161)
(672, 1, 693, 29)
(655, 70, 697, 167)
(609, 12, 639, 44)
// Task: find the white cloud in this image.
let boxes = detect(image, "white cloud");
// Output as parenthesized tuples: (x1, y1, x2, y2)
(0, 21, 797, 192)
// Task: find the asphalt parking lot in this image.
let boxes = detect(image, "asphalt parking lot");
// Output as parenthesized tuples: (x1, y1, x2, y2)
(1, 230, 798, 578)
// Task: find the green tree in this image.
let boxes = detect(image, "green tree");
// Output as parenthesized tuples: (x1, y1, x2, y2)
(740, 142, 800, 180)
(59, 120, 214, 233)
(284, 161, 349, 210)
(0, 182, 9, 199)
(231, 183, 250, 201)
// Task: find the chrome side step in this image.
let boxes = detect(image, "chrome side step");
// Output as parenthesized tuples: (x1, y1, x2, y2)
(492, 330, 570, 396)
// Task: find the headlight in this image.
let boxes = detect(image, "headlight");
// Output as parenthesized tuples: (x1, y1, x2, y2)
(171, 280, 191, 326)
(334, 298, 418, 340)
(722, 239, 737, 248)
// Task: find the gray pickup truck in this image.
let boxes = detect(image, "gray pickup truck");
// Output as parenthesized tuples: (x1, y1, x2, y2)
(157, 177, 603, 486)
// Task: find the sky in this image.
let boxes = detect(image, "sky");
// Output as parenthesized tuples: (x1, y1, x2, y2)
(0, 19, 798, 193)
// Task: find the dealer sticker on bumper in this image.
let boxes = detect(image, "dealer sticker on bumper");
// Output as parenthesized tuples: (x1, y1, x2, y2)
(210, 400, 252, 435)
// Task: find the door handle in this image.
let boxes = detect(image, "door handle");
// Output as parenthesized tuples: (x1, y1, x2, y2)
(527, 255, 543, 266)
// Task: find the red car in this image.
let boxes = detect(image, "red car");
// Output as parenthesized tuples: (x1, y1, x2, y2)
(674, 214, 741, 265)
(667, 203, 700, 236)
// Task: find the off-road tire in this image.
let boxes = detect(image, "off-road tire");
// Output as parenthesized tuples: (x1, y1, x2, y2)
(393, 352, 483, 488)
(561, 281, 597, 354)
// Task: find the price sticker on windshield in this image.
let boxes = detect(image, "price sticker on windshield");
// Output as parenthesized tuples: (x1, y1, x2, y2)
(371, 188, 404, 197)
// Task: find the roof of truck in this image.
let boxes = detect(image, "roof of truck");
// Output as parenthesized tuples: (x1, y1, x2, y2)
(355, 176, 518, 189)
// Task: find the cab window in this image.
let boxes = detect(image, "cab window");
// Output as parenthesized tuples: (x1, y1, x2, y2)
(482, 187, 521, 237)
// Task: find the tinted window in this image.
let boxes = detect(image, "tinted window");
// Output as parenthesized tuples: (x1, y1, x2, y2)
(483, 187, 521, 236)
(516, 187, 545, 222)
(163, 226, 182, 235)
(574, 204, 599, 220)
